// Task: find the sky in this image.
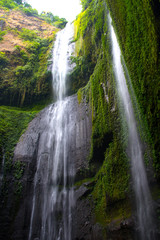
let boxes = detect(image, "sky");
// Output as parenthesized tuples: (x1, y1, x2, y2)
(27, 0, 82, 21)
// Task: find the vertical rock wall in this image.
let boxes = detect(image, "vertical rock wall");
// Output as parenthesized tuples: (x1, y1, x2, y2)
(9, 94, 92, 240)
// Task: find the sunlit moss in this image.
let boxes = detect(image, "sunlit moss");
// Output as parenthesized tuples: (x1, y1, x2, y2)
(105, 0, 160, 176)
(74, 0, 131, 228)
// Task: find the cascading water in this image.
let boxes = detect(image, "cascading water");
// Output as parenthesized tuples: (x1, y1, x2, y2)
(28, 23, 75, 240)
(109, 15, 156, 239)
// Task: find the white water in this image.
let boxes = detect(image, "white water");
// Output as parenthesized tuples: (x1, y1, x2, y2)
(52, 24, 74, 100)
(28, 23, 75, 240)
(109, 16, 156, 239)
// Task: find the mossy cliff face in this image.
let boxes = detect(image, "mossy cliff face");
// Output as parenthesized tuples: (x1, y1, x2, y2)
(105, 0, 160, 178)
(73, 0, 132, 238)
(73, 0, 160, 238)
(0, 106, 37, 239)
(0, 8, 58, 107)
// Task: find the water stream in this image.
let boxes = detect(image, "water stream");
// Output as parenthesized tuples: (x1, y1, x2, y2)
(109, 15, 156, 240)
(28, 23, 75, 240)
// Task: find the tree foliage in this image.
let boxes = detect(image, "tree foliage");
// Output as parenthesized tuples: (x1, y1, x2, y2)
(0, 26, 55, 106)
(81, 0, 92, 10)
(14, 0, 22, 5)
(0, 0, 17, 9)
(40, 12, 67, 29)
(0, 0, 67, 27)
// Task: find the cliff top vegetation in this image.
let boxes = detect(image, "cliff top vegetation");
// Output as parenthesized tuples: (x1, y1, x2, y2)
(0, 0, 68, 107)
(0, 0, 67, 175)
(0, 0, 67, 28)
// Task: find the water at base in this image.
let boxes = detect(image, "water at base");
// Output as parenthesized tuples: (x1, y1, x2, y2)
(28, 23, 75, 240)
(109, 15, 156, 240)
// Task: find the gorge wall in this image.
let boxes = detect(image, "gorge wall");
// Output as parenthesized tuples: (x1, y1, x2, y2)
(71, 0, 160, 238)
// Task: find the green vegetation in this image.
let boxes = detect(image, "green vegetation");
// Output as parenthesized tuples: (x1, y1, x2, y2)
(0, 0, 37, 16)
(0, 30, 6, 41)
(0, 0, 159, 234)
(0, 1, 65, 210)
(0, 33, 54, 106)
(74, 0, 131, 225)
(67, 55, 95, 95)
(0, 51, 8, 67)
(0, 0, 68, 107)
(0, 0, 67, 28)
(73, 0, 160, 229)
(0, 1, 64, 193)
(40, 12, 67, 29)
(105, 0, 160, 177)
(13, 160, 24, 196)
(0, 0, 17, 9)
(0, 106, 37, 176)
(0, 106, 37, 211)
(0, 106, 37, 151)
(77, 87, 83, 104)
(81, 0, 92, 10)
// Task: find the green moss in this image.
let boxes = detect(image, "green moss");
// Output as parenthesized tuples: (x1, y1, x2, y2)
(0, 105, 38, 207)
(77, 88, 83, 104)
(0, 106, 37, 171)
(74, 0, 131, 228)
(92, 140, 130, 225)
(74, 177, 95, 188)
(105, 0, 160, 177)
(0, 51, 8, 68)
(14, 161, 24, 180)
(74, 0, 160, 230)
(13, 160, 25, 197)
(0, 30, 6, 41)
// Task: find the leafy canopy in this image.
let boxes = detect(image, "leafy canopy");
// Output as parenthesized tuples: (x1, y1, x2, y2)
(0, 0, 67, 28)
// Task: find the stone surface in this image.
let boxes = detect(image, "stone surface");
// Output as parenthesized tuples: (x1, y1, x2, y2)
(0, 94, 134, 240)
(73, 183, 104, 240)
(72, 182, 134, 240)
(10, 94, 92, 240)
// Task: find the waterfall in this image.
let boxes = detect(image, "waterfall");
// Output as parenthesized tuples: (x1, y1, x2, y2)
(52, 24, 74, 100)
(28, 23, 75, 240)
(109, 15, 156, 239)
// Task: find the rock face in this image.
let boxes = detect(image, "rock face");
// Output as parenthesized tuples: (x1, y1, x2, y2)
(0, 94, 134, 240)
(11, 94, 92, 240)
(72, 182, 134, 240)
(73, 183, 104, 240)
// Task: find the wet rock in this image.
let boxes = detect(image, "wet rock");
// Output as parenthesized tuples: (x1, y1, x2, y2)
(106, 218, 134, 240)
(73, 183, 104, 240)
(75, 185, 89, 200)
(1, 95, 92, 240)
